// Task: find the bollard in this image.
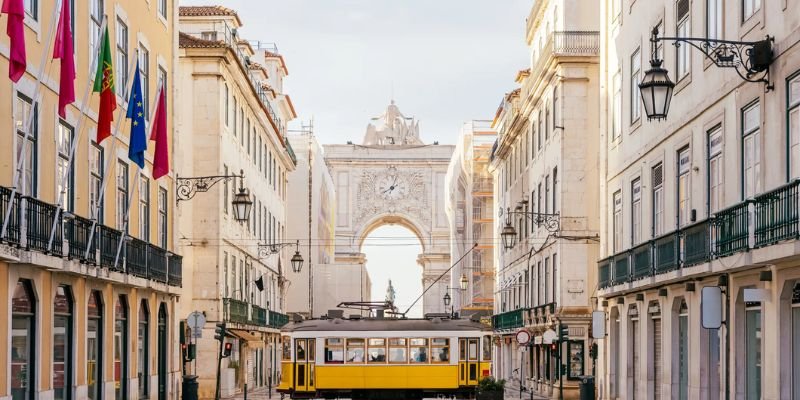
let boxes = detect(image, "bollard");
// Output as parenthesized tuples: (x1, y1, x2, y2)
(243, 383, 247, 400)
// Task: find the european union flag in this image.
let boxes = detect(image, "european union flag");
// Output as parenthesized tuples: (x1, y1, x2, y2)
(127, 60, 147, 169)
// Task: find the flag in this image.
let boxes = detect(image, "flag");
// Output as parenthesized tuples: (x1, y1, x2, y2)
(127, 61, 146, 169)
(2, 0, 26, 82)
(150, 83, 168, 179)
(93, 25, 116, 143)
(53, 0, 75, 118)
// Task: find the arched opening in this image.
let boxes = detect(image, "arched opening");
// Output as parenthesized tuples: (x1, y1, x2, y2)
(361, 224, 424, 317)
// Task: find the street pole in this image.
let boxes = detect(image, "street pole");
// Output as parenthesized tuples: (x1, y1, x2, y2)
(559, 322, 564, 400)
(215, 336, 223, 400)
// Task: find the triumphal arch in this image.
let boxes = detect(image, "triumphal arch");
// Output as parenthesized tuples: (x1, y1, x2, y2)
(324, 102, 455, 315)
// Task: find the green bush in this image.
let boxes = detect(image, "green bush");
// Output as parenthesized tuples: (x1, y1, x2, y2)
(477, 376, 506, 392)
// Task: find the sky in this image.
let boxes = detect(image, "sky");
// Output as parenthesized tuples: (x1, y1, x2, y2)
(181, 0, 530, 316)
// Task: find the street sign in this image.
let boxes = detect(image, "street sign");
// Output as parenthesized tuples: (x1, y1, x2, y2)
(515, 329, 531, 345)
(187, 311, 206, 338)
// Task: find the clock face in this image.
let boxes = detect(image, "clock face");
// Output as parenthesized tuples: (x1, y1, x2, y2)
(376, 175, 408, 200)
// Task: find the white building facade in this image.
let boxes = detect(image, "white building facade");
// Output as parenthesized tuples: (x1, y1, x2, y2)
(489, 1, 601, 397)
(596, 0, 800, 399)
(176, 6, 297, 398)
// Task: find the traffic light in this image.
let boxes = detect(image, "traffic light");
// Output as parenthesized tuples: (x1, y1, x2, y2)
(589, 343, 598, 359)
(559, 324, 569, 340)
(187, 344, 196, 361)
(222, 342, 233, 358)
(214, 322, 226, 342)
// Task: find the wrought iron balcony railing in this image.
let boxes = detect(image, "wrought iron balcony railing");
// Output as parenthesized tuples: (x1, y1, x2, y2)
(754, 179, 800, 247)
(491, 307, 528, 331)
(0, 185, 181, 287)
(269, 310, 289, 328)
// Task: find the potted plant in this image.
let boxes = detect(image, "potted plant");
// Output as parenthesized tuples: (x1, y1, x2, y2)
(476, 376, 505, 400)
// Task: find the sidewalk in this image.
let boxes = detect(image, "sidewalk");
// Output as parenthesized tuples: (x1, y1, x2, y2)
(221, 385, 283, 400)
(503, 383, 551, 400)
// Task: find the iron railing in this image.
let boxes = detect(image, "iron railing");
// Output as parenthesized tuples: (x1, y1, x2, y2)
(654, 231, 680, 273)
(268, 310, 289, 328)
(612, 251, 630, 285)
(754, 180, 800, 247)
(0, 185, 180, 286)
(683, 219, 711, 266)
(714, 201, 751, 257)
(252, 305, 267, 326)
(598, 258, 612, 289)
(492, 308, 528, 330)
(225, 298, 250, 324)
(631, 242, 653, 280)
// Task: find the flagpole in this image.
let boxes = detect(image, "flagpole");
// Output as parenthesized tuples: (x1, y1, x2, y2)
(1, 0, 64, 241)
(83, 38, 140, 262)
(112, 74, 163, 271)
(46, 16, 108, 253)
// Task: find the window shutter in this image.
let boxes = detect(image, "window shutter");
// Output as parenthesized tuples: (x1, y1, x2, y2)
(677, 0, 689, 20)
(652, 163, 664, 187)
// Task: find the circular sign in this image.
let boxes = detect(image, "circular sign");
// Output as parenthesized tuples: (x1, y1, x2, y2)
(515, 329, 531, 345)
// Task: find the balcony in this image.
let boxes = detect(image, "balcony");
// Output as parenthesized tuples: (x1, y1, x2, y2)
(714, 201, 751, 257)
(222, 298, 286, 329)
(0, 185, 182, 287)
(252, 304, 268, 326)
(527, 31, 600, 94)
(268, 310, 289, 328)
(754, 180, 800, 247)
(224, 298, 250, 324)
(492, 308, 528, 331)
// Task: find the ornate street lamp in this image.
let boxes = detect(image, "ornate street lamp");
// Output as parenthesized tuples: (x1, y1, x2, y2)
(639, 27, 773, 121)
(257, 240, 305, 273)
(501, 222, 518, 250)
(459, 274, 469, 291)
(176, 169, 252, 223)
(443, 292, 451, 307)
(499, 204, 560, 250)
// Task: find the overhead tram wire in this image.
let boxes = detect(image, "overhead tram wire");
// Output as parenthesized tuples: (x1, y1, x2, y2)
(402, 243, 478, 317)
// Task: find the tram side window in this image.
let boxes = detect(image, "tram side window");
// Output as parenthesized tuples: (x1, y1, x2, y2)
(296, 340, 307, 361)
(389, 338, 407, 363)
(410, 338, 429, 363)
(431, 338, 450, 363)
(468, 339, 478, 361)
(482, 336, 492, 361)
(325, 338, 344, 363)
(459, 339, 466, 361)
(308, 339, 316, 361)
(347, 338, 365, 363)
(368, 338, 386, 363)
(282, 336, 291, 361)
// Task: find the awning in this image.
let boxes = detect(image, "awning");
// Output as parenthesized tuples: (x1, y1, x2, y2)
(228, 329, 265, 348)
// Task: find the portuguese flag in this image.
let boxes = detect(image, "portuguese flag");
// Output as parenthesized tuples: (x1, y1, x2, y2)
(93, 25, 116, 143)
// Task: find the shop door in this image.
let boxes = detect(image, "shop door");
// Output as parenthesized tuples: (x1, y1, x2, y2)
(293, 339, 315, 393)
(464, 338, 479, 385)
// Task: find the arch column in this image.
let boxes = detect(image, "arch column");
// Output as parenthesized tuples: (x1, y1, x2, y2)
(418, 252, 451, 315)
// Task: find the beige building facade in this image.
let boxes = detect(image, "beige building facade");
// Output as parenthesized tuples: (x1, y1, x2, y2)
(176, 6, 296, 399)
(596, 0, 800, 399)
(0, 1, 183, 400)
(444, 120, 497, 318)
(489, 1, 601, 397)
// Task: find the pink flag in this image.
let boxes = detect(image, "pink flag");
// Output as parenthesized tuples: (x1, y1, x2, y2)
(150, 85, 169, 179)
(53, 0, 75, 118)
(2, 0, 26, 82)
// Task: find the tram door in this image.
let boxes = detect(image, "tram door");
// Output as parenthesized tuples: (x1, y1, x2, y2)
(294, 339, 316, 392)
(459, 338, 480, 386)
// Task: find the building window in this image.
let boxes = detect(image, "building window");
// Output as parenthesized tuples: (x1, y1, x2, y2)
(676, 0, 691, 79)
(223, 252, 229, 297)
(613, 72, 622, 141)
(628, 305, 640, 398)
(742, 101, 761, 199)
(158, 187, 167, 248)
(706, 325, 722, 399)
(538, 111, 544, 151)
(224, 85, 229, 126)
(57, 120, 75, 212)
(742, 0, 761, 22)
(54, 285, 73, 400)
(650, 302, 663, 399)
(745, 301, 762, 399)
(653, 163, 665, 236)
(90, 0, 103, 59)
(788, 73, 800, 179)
(678, 147, 691, 227)
(138, 301, 149, 399)
(545, 106, 551, 141)
(610, 309, 621, 397)
(139, 176, 150, 241)
(553, 86, 560, 128)
(114, 296, 128, 400)
(707, 0, 723, 39)
(246, 119, 251, 155)
(90, 142, 104, 220)
(223, 165, 229, 214)
(239, 108, 244, 146)
(676, 300, 689, 400)
(544, 257, 551, 303)
(15, 93, 37, 197)
(116, 18, 128, 97)
(138, 47, 150, 120)
(613, 190, 622, 252)
(631, 178, 642, 245)
(552, 253, 558, 304)
(552, 167, 558, 213)
(708, 126, 724, 214)
(116, 161, 129, 231)
(87, 291, 103, 400)
(631, 48, 641, 123)
(158, 0, 167, 19)
(23, 0, 37, 20)
(12, 280, 36, 400)
(545, 175, 551, 214)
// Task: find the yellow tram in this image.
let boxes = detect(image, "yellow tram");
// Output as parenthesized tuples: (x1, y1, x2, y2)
(277, 316, 492, 399)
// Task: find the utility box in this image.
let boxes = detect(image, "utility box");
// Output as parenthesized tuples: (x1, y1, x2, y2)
(579, 375, 595, 400)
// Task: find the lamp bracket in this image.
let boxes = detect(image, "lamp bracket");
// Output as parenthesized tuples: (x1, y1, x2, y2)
(651, 28, 774, 89)
(499, 206, 561, 233)
(257, 241, 299, 259)
(176, 172, 245, 202)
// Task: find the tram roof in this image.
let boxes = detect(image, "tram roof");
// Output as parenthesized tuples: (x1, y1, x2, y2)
(281, 317, 491, 333)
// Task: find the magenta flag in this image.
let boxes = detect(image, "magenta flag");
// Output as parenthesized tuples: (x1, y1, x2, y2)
(53, 0, 75, 118)
(150, 85, 169, 179)
(2, 0, 26, 82)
